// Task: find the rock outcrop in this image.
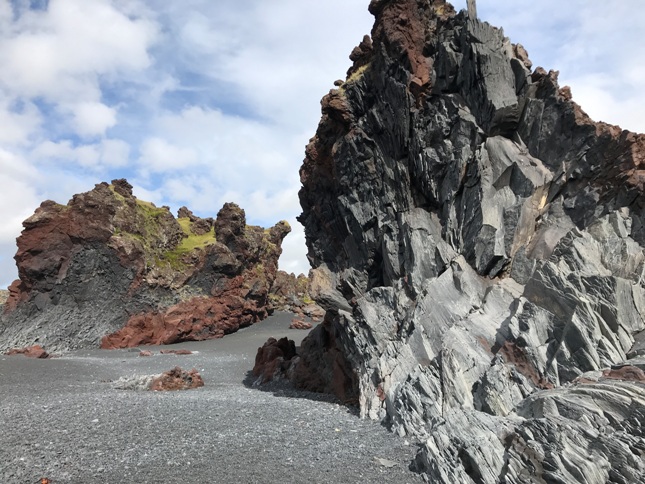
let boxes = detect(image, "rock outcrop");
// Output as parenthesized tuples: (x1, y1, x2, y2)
(0, 179, 290, 351)
(0, 290, 8, 307)
(268, 271, 324, 319)
(289, 0, 645, 481)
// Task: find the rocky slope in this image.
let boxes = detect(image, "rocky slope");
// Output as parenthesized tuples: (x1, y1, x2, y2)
(288, 0, 645, 481)
(0, 179, 290, 352)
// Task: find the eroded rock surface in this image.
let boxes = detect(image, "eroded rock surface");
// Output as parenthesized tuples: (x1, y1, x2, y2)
(0, 180, 290, 352)
(290, 0, 645, 481)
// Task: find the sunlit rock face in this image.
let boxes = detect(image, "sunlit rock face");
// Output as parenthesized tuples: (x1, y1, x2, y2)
(296, 0, 645, 481)
(0, 179, 290, 352)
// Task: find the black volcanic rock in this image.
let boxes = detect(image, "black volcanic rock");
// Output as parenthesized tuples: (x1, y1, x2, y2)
(291, 0, 645, 482)
(0, 180, 290, 352)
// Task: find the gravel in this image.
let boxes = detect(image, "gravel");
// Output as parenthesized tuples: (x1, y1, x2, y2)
(0, 312, 424, 483)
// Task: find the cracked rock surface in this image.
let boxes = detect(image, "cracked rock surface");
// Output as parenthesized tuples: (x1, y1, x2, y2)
(295, 0, 645, 481)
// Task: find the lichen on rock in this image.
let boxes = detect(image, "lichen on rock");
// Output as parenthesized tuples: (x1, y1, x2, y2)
(0, 179, 290, 352)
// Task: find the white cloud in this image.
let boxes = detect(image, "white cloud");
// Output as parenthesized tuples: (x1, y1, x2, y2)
(68, 102, 117, 137)
(0, 98, 42, 146)
(0, 0, 158, 102)
(0, 149, 41, 286)
(137, 137, 198, 174)
(0, 0, 644, 287)
(100, 139, 130, 168)
(279, 218, 309, 276)
(31, 138, 132, 170)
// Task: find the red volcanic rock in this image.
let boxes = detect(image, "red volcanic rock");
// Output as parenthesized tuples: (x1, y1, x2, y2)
(149, 367, 204, 391)
(290, 319, 313, 330)
(160, 349, 193, 355)
(252, 337, 297, 384)
(498, 341, 554, 390)
(139, 350, 153, 357)
(602, 365, 645, 383)
(6, 345, 50, 359)
(291, 318, 359, 404)
(0, 179, 291, 352)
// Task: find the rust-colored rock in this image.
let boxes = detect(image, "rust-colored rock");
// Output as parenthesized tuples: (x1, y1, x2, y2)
(149, 366, 204, 391)
(254, 317, 358, 404)
(601, 365, 645, 383)
(0, 179, 290, 352)
(497, 341, 554, 390)
(290, 319, 313, 330)
(139, 350, 153, 357)
(252, 337, 297, 384)
(290, 317, 359, 404)
(160, 349, 193, 355)
(6, 345, 50, 359)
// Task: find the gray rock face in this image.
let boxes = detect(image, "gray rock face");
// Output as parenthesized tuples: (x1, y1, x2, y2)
(297, 0, 645, 481)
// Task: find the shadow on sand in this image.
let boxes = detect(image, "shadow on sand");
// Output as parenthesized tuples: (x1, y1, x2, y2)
(242, 369, 360, 416)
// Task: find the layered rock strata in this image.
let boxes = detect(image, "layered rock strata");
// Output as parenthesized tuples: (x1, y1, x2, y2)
(0, 179, 290, 351)
(293, 0, 645, 481)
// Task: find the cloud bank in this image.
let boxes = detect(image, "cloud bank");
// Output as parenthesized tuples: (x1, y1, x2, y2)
(0, 0, 644, 287)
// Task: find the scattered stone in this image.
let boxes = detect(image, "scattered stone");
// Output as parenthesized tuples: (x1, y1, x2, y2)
(113, 374, 157, 391)
(375, 458, 397, 468)
(5, 345, 50, 359)
(149, 367, 204, 391)
(289, 319, 313, 330)
(160, 349, 193, 355)
(114, 367, 204, 391)
(138, 350, 153, 357)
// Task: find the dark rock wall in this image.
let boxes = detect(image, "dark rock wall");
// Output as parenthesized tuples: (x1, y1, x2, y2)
(298, 0, 645, 481)
(0, 180, 290, 351)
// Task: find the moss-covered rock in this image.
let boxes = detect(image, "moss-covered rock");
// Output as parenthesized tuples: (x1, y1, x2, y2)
(0, 179, 291, 351)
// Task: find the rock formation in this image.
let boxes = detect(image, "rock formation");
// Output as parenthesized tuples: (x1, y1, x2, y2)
(286, 0, 645, 481)
(0, 290, 8, 307)
(269, 270, 325, 322)
(0, 179, 290, 351)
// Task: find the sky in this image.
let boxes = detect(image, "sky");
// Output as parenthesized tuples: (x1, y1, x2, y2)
(0, 0, 644, 288)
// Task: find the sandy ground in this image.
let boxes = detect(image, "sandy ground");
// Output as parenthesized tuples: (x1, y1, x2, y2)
(0, 312, 424, 483)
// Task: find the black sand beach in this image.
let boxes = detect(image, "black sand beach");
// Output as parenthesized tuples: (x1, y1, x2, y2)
(0, 312, 423, 483)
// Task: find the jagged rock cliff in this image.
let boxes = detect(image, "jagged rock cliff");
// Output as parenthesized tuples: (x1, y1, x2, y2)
(0, 179, 290, 352)
(294, 0, 645, 481)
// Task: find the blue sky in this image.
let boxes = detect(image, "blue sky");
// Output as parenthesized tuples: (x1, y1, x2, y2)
(1, 0, 644, 288)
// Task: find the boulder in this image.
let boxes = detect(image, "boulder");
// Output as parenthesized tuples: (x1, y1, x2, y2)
(5, 344, 50, 359)
(149, 367, 204, 391)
